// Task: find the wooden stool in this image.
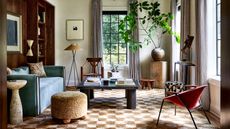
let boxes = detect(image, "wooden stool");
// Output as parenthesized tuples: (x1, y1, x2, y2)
(140, 79, 155, 89)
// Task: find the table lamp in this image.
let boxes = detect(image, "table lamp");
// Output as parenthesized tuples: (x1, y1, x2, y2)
(64, 43, 80, 86)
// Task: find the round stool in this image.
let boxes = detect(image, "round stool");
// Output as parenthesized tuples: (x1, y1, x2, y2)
(51, 91, 87, 123)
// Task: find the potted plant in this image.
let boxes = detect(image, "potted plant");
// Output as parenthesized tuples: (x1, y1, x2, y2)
(110, 63, 119, 72)
(119, 1, 180, 61)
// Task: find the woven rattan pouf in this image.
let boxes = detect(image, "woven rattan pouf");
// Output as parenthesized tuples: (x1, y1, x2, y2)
(51, 91, 87, 123)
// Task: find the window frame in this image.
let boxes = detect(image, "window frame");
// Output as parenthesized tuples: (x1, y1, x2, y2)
(216, 0, 221, 76)
(102, 11, 128, 65)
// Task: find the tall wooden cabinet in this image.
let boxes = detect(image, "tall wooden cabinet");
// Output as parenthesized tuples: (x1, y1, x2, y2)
(27, 0, 54, 65)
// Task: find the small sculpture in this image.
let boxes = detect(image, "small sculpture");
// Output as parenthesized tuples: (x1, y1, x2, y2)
(181, 35, 194, 55)
(111, 63, 119, 72)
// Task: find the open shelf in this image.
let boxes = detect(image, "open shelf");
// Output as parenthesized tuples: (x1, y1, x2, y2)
(27, 0, 54, 65)
(38, 21, 45, 25)
(38, 38, 45, 41)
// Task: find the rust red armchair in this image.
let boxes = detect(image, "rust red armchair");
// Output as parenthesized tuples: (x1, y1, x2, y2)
(156, 85, 211, 129)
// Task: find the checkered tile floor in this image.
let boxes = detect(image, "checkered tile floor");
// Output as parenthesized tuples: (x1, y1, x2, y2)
(8, 88, 218, 129)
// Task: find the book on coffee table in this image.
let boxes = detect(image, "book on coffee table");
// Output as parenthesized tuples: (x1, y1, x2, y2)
(84, 77, 101, 86)
(116, 79, 135, 86)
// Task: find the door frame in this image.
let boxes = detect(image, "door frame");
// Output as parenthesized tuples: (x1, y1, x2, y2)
(0, 0, 7, 128)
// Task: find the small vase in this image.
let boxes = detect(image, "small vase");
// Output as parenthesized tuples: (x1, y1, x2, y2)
(151, 48, 165, 61)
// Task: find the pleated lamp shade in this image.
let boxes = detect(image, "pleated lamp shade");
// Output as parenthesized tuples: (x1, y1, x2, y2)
(64, 43, 80, 51)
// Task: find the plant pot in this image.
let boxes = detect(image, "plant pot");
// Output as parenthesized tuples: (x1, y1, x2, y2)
(151, 48, 165, 61)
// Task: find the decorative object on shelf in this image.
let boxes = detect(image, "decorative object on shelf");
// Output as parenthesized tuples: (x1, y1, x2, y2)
(151, 48, 165, 61)
(64, 43, 80, 86)
(38, 15, 40, 22)
(7, 80, 27, 125)
(37, 27, 40, 36)
(66, 19, 84, 40)
(38, 12, 45, 23)
(37, 43, 41, 56)
(26, 40, 33, 56)
(6, 13, 22, 53)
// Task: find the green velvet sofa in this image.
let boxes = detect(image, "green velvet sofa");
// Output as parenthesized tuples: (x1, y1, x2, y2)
(7, 66, 65, 116)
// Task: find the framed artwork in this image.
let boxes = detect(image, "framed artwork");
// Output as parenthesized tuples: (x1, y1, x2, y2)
(7, 13, 22, 53)
(66, 19, 84, 40)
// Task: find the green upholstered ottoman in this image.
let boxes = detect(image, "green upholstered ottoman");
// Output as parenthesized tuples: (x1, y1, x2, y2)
(51, 91, 87, 123)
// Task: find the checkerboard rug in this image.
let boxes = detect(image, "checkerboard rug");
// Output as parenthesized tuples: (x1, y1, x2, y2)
(8, 88, 218, 129)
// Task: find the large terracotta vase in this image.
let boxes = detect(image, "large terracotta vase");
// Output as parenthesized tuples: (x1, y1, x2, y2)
(151, 48, 165, 61)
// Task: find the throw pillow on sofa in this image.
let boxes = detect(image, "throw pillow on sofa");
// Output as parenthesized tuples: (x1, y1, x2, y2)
(7, 67, 12, 75)
(28, 62, 46, 76)
(10, 67, 29, 75)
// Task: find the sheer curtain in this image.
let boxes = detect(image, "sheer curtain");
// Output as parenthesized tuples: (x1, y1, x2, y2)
(170, 0, 181, 81)
(128, 0, 141, 81)
(92, 0, 102, 58)
(180, 0, 191, 61)
(195, 0, 210, 110)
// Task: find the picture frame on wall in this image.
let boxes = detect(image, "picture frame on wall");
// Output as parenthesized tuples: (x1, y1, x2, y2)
(66, 19, 84, 40)
(7, 13, 22, 53)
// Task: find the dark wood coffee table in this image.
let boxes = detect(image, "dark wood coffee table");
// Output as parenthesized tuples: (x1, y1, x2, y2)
(77, 80, 139, 109)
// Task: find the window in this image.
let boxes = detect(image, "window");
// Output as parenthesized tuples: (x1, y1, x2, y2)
(102, 11, 127, 65)
(171, 0, 181, 80)
(216, 0, 221, 75)
(175, 0, 181, 63)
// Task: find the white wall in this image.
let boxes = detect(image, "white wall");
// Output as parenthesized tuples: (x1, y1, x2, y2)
(47, 0, 92, 85)
(47, 0, 172, 84)
(102, 0, 128, 11)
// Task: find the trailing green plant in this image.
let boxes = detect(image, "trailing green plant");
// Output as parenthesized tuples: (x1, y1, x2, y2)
(119, 1, 180, 52)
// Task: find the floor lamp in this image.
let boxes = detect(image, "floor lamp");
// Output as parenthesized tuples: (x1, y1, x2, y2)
(64, 43, 80, 86)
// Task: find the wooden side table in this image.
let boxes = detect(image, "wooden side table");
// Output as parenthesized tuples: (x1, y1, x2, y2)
(7, 80, 27, 125)
(150, 61, 167, 88)
(140, 79, 155, 89)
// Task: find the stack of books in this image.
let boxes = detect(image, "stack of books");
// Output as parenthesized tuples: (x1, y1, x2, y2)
(116, 79, 135, 86)
(84, 77, 101, 86)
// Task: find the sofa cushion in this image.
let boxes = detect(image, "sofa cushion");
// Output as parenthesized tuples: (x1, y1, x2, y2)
(39, 77, 64, 112)
(7, 67, 12, 75)
(11, 67, 29, 75)
(28, 62, 46, 76)
(39, 77, 63, 88)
